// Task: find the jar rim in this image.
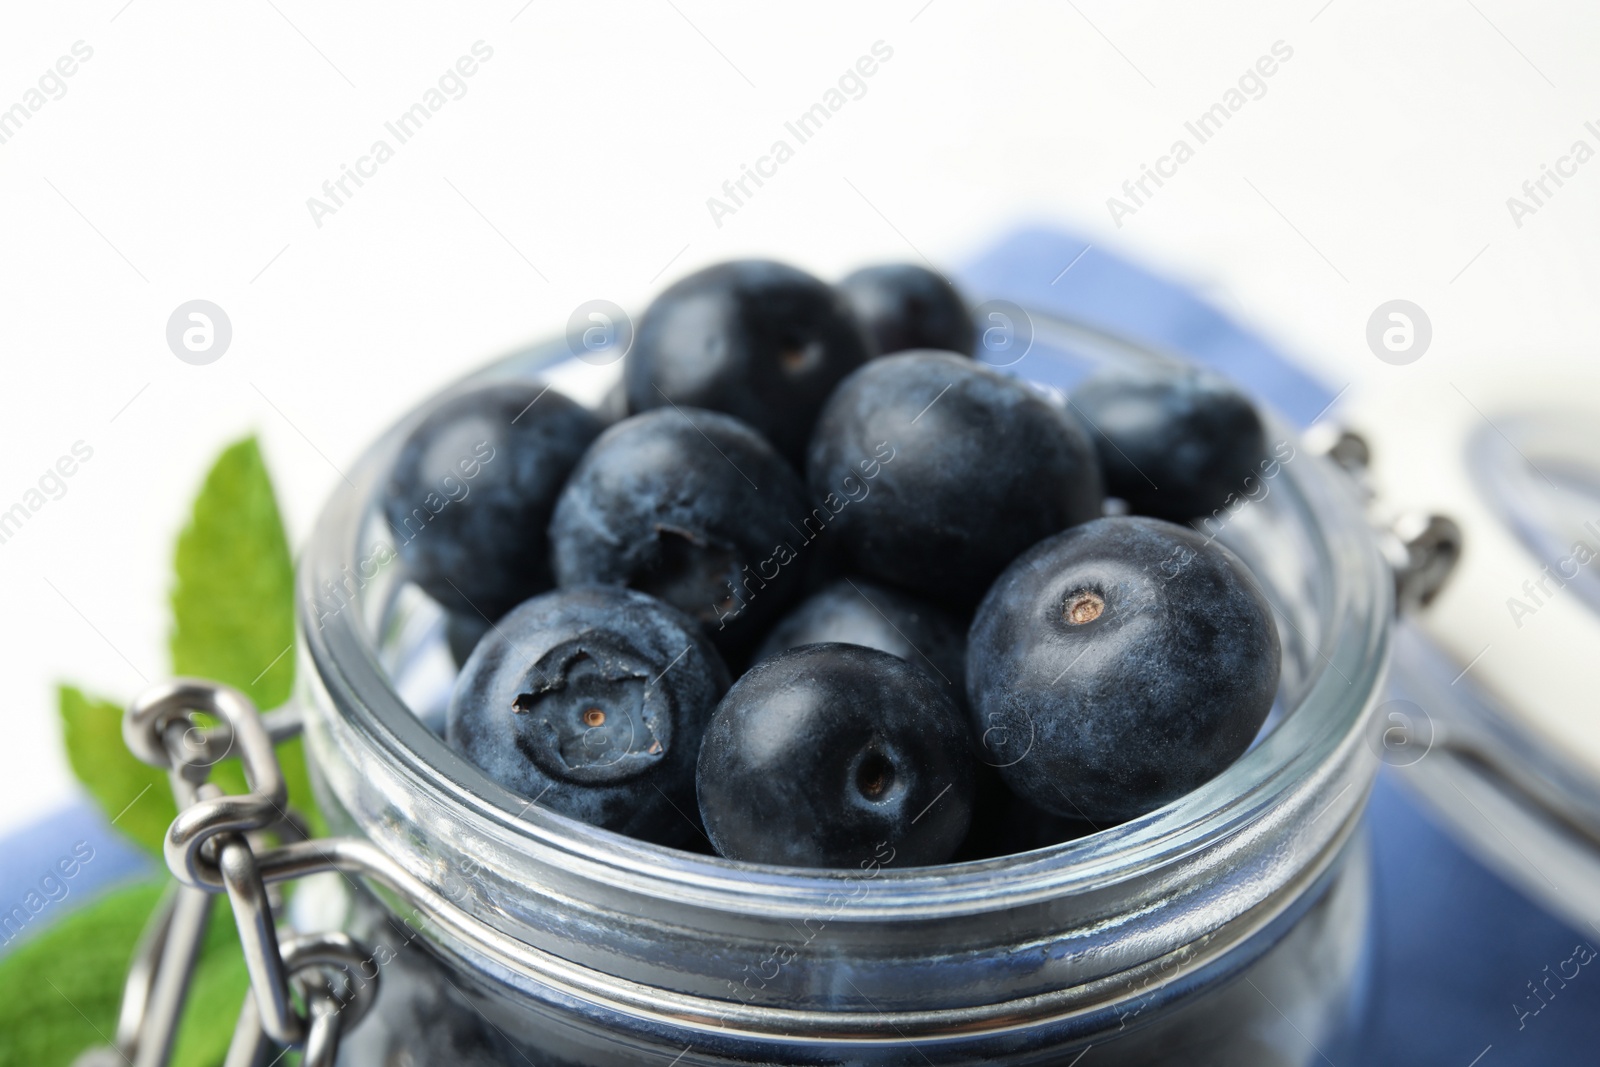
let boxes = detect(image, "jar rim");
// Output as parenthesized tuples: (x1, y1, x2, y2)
(298, 313, 1391, 917)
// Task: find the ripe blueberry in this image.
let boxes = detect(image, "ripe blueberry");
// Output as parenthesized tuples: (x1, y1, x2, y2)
(382, 382, 601, 622)
(548, 407, 808, 655)
(447, 585, 729, 845)
(625, 260, 871, 466)
(754, 577, 966, 701)
(697, 644, 975, 867)
(807, 351, 1103, 606)
(838, 263, 974, 357)
(967, 516, 1280, 823)
(1070, 365, 1268, 523)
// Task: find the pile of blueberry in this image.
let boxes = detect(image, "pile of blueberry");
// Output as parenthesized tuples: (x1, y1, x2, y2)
(382, 260, 1282, 869)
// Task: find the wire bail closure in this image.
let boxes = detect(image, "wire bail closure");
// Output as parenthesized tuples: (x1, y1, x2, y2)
(73, 678, 379, 1067)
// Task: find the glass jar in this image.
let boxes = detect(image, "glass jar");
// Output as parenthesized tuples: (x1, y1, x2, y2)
(295, 314, 1393, 1065)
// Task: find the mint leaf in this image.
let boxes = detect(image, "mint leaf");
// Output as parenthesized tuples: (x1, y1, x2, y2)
(0, 882, 162, 1067)
(58, 685, 176, 856)
(273, 733, 323, 837)
(170, 896, 253, 1067)
(170, 436, 296, 710)
(0, 882, 247, 1067)
(169, 435, 324, 835)
(34, 438, 322, 1063)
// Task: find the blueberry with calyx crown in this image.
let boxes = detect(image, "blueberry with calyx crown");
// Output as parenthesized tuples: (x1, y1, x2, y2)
(448, 585, 729, 845)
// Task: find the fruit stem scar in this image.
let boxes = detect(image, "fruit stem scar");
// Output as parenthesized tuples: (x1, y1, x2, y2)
(780, 342, 821, 374)
(583, 707, 606, 727)
(1064, 590, 1105, 625)
(856, 751, 895, 799)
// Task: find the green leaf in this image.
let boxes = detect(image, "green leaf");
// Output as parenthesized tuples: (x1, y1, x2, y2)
(273, 734, 323, 837)
(0, 882, 248, 1067)
(0, 882, 161, 1067)
(169, 435, 325, 835)
(59, 685, 176, 856)
(170, 436, 296, 711)
(33, 438, 322, 1064)
(170, 901, 253, 1067)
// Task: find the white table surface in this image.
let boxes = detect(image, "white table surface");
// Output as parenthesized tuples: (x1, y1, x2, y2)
(3, 0, 1598, 839)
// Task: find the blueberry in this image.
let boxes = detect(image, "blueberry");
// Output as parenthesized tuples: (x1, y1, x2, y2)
(838, 263, 974, 357)
(754, 577, 966, 701)
(549, 407, 809, 655)
(806, 351, 1103, 606)
(625, 260, 871, 466)
(447, 585, 728, 845)
(382, 382, 602, 621)
(967, 516, 1280, 823)
(1070, 365, 1269, 523)
(334, 919, 514, 1066)
(697, 644, 974, 867)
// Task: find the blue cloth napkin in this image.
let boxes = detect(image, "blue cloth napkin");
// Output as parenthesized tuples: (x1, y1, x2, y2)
(0, 801, 153, 957)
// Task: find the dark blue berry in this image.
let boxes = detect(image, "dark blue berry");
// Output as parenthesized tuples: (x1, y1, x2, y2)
(697, 644, 974, 867)
(806, 351, 1103, 606)
(1070, 365, 1268, 523)
(754, 577, 966, 701)
(548, 408, 808, 655)
(334, 925, 514, 1066)
(382, 382, 601, 622)
(838, 263, 974, 357)
(967, 516, 1280, 823)
(447, 585, 728, 845)
(625, 260, 871, 466)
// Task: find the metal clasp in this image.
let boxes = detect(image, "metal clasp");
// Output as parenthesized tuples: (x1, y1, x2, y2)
(74, 679, 379, 1067)
(1307, 425, 1462, 613)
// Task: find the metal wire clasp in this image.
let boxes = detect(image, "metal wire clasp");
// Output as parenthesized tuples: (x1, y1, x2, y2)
(74, 679, 379, 1067)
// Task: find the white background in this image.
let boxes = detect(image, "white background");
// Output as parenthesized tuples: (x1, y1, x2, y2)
(2, 0, 1597, 836)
